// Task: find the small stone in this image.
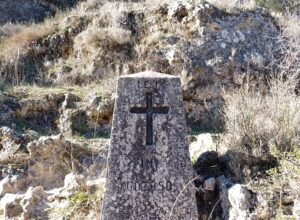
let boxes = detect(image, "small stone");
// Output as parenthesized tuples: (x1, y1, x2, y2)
(228, 184, 252, 209)
(236, 30, 245, 41)
(204, 177, 216, 191)
(221, 30, 229, 38)
(0, 175, 26, 197)
(0, 193, 23, 216)
(221, 43, 226, 48)
(233, 38, 239, 43)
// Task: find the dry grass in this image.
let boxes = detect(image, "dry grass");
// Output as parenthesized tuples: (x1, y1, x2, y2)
(0, 11, 69, 62)
(223, 15, 300, 217)
(10, 79, 117, 100)
(76, 27, 132, 52)
(0, 22, 25, 39)
(223, 77, 300, 157)
(222, 15, 300, 158)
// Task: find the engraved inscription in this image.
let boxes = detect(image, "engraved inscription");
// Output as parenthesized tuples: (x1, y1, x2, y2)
(130, 92, 169, 146)
(140, 157, 158, 171)
(125, 180, 173, 191)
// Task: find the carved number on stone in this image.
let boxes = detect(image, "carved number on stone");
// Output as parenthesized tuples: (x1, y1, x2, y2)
(130, 92, 169, 146)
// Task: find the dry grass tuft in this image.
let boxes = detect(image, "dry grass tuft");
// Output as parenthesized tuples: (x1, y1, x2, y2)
(223, 77, 300, 157)
(80, 27, 132, 49)
(0, 23, 25, 39)
(0, 11, 69, 62)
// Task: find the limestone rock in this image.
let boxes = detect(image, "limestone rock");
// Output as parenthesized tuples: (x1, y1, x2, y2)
(4, 199, 23, 218)
(190, 133, 223, 161)
(0, 175, 27, 197)
(86, 93, 115, 135)
(63, 173, 87, 196)
(293, 199, 300, 219)
(22, 186, 46, 219)
(59, 108, 88, 136)
(59, 93, 114, 136)
(0, 193, 23, 217)
(1, 1, 282, 130)
(16, 93, 65, 118)
(0, 126, 31, 164)
(228, 184, 256, 220)
(27, 135, 76, 189)
(217, 176, 233, 220)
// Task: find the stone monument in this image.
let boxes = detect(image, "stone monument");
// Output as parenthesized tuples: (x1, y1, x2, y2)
(101, 71, 198, 220)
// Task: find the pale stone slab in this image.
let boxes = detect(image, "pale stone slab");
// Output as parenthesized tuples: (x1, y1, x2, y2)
(101, 71, 198, 220)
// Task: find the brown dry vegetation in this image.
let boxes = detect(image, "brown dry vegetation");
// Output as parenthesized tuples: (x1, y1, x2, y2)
(0, 11, 70, 62)
(222, 14, 300, 217)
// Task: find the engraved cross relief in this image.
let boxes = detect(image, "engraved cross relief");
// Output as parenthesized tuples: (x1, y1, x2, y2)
(130, 92, 169, 146)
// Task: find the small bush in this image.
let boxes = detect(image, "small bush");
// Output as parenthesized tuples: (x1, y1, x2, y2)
(69, 192, 89, 205)
(223, 78, 300, 157)
(77, 27, 132, 52)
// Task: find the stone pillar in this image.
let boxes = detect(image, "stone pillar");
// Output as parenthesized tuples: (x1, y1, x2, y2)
(101, 71, 198, 220)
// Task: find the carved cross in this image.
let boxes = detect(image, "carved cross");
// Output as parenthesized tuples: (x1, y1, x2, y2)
(130, 92, 169, 146)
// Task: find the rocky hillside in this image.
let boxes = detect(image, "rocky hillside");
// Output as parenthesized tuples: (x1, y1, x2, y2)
(0, 0, 281, 130)
(0, 0, 299, 219)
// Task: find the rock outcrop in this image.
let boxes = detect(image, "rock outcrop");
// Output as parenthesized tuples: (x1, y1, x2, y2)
(0, 0, 282, 129)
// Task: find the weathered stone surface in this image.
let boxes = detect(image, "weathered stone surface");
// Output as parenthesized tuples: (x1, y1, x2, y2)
(26, 135, 93, 189)
(22, 186, 46, 219)
(293, 199, 300, 219)
(0, 175, 27, 197)
(0, 193, 23, 217)
(102, 71, 197, 219)
(228, 184, 256, 220)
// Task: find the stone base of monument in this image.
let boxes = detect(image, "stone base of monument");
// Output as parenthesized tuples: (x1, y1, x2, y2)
(101, 71, 198, 220)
